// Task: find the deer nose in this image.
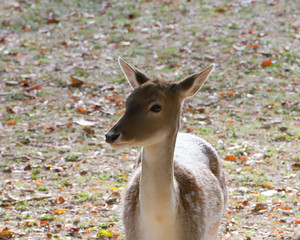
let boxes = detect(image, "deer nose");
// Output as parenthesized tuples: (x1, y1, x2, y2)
(105, 132, 120, 143)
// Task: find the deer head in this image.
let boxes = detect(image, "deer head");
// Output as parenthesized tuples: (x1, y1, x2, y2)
(105, 57, 215, 148)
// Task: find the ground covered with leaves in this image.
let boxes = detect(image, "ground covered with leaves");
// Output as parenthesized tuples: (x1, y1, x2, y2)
(0, 0, 299, 239)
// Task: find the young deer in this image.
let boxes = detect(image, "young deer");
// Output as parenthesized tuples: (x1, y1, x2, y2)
(105, 57, 227, 240)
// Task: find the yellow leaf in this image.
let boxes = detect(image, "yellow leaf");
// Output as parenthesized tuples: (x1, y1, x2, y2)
(110, 186, 119, 191)
(88, 226, 97, 230)
(55, 209, 67, 214)
(262, 183, 274, 188)
(97, 229, 113, 237)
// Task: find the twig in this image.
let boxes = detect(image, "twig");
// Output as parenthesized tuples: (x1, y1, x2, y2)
(0, 195, 52, 207)
(0, 91, 14, 96)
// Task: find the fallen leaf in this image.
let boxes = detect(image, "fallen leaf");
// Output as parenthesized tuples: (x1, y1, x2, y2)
(68, 76, 84, 88)
(204, 54, 215, 61)
(40, 221, 50, 225)
(47, 18, 59, 24)
(248, 44, 259, 49)
(97, 229, 113, 237)
(18, 80, 30, 87)
(261, 61, 272, 67)
(224, 155, 236, 161)
(58, 196, 65, 204)
(233, 43, 245, 51)
(110, 186, 120, 191)
(128, 13, 135, 19)
(29, 84, 42, 90)
(91, 210, 98, 214)
(43, 125, 55, 132)
(8, 51, 18, 56)
(83, 126, 95, 134)
(55, 209, 67, 214)
(5, 81, 19, 86)
(0, 36, 5, 43)
(0, 230, 14, 238)
(292, 163, 300, 169)
(121, 41, 131, 46)
(253, 203, 267, 212)
(273, 202, 284, 205)
(24, 164, 32, 171)
(6, 107, 15, 113)
(215, 7, 226, 13)
(261, 190, 277, 197)
(74, 119, 95, 126)
(262, 183, 274, 188)
(6, 120, 16, 126)
(76, 107, 87, 114)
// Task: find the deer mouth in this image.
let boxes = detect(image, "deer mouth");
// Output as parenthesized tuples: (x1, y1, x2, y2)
(105, 134, 135, 148)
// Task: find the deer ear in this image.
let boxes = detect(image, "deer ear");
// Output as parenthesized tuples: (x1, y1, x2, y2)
(177, 64, 215, 99)
(118, 57, 150, 89)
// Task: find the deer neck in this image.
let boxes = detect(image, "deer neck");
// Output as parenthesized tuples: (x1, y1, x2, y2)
(140, 128, 179, 239)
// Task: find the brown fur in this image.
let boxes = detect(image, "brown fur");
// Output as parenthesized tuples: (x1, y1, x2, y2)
(106, 58, 227, 240)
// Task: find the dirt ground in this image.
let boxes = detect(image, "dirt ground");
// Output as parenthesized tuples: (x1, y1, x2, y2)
(0, 0, 299, 239)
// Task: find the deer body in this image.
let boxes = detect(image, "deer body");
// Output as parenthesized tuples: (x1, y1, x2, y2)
(106, 58, 227, 240)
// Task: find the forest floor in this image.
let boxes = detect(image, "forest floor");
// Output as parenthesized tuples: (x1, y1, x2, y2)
(0, 0, 299, 239)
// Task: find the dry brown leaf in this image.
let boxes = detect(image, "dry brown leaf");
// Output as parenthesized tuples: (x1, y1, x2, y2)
(55, 209, 67, 214)
(69, 76, 84, 88)
(261, 61, 272, 67)
(0, 230, 14, 238)
(224, 155, 237, 161)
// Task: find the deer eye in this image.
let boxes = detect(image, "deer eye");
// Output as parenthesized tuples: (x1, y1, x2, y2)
(150, 104, 162, 113)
